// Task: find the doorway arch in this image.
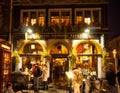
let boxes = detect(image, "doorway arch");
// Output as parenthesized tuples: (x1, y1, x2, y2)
(73, 40, 104, 78)
(47, 40, 71, 85)
(17, 40, 46, 71)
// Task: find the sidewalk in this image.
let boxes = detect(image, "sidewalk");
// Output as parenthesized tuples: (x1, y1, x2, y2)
(22, 85, 69, 93)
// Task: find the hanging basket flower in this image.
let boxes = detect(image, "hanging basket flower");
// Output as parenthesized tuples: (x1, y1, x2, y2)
(68, 54, 76, 69)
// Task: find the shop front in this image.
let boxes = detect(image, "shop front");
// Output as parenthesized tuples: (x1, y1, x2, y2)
(12, 39, 104, 89)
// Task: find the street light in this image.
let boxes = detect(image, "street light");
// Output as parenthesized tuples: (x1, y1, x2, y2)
(66, 71, 73, 93)
(81, 28, 90, 39)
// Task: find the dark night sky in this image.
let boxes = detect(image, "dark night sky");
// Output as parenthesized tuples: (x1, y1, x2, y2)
(108, 0, 120, 39)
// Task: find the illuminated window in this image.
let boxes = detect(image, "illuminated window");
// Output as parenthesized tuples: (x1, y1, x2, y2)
(30, 12, 37, 26)
(50, 11, 60, 25)
(75, 8, 101, 27)
(38, 12, 45, 26)
(49, 9, 71, 26)
(76, 11, 83, 24)
(61, 11, 70, 25)
(84, 17, 91, 25)
(50, 44, 68, 54)
(21, 10, 45, 26)
(23, 12, 29, 26)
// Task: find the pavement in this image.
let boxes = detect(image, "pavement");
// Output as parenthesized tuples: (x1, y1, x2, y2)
(22, 85, 69, 93)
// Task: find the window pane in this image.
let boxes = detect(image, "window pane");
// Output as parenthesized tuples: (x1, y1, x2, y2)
(30, 12, 36, 19)
(61, 11, 70, 25)
(50, 11, 60, 25)
(38, 11, 45, 26)
(23, 12, 29, 26)
(76, 11, 83, 24)
(84, 10, 91, 17)
(84, 10, 91, 24)
(30, 12, 37, 26)
(93, 10, 100, 26)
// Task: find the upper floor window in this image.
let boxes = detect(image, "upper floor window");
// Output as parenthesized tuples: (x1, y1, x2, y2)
(75, 8, 101, 28)
(21, 9, 45, 26)
(49, 9, 72, 26)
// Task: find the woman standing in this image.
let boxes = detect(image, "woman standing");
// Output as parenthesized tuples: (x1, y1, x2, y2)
(72, 66, 83, 93)
(41, 64, 49, 90)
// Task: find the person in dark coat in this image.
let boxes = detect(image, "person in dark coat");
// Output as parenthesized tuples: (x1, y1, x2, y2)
(105, 66, 116, 86)
(105, 63, 118, 93)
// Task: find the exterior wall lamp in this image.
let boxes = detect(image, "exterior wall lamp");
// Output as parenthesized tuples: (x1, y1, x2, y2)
(25, 28, 33, 40)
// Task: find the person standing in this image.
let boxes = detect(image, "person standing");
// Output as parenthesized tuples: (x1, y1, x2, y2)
(72, 66, 83, 93)
(33, 63, 42, 91)
(105, 63, 118, 93)
(41, 64, 49, 90)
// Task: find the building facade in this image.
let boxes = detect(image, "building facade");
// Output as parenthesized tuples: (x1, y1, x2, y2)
(1, 0, 109, 85)
(108, 34, 120, 70)
(0, 0, 10, 40)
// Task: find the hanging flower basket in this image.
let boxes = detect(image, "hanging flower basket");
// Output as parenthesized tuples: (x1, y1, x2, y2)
(68, 54, 76, 69)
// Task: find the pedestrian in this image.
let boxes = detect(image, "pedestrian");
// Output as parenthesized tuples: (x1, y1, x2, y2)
(89, 78, 100, 93)
(41, 64, 49, 90)
(105, 62, 118, 93)
(33, 63, 42, 91)
(72, 66, 83, 93)
(84, 72, 91, 93)
(5, 82, 22, 93)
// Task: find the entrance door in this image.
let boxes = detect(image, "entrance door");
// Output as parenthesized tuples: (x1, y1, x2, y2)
(50, 43, 69, 85)
(50, 54, 69, 86)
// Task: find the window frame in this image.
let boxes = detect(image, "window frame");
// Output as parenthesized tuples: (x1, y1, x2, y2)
(48, 8, 72, 26)
(75, 8, 101, 29)
(20, 9, 46, 26)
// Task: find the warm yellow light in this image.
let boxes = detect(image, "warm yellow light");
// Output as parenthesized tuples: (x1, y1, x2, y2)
(27, 28, 32, 33)
(66, 71, 73, 79)
(82, 33, 89, 38)
(1, 44, 10, 50)
(85, 29, 90, 33)
(84, 17, 91, 25)
(113, 49, 117, 58)
(31, 44, 35, 49)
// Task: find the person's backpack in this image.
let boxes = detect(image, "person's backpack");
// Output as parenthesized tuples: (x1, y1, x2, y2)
(37, 67, 42, 77)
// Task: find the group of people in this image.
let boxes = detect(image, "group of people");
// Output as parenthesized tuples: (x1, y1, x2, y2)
(5, 63, 49, 93)
(71, 63, 120, 93)
(32, 63, 49, 91)
(5, 62, 120, 93)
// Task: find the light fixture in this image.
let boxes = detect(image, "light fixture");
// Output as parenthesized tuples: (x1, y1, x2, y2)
(31, 44, 35, 49)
